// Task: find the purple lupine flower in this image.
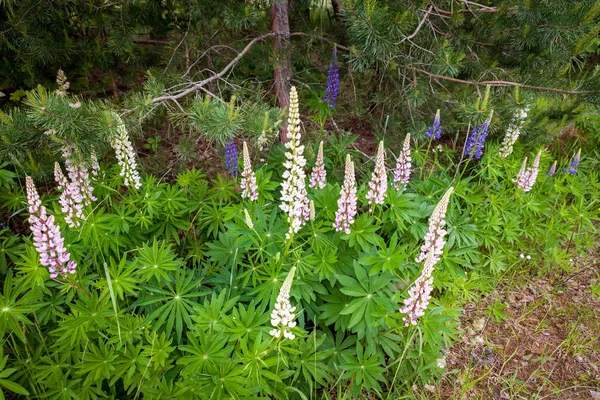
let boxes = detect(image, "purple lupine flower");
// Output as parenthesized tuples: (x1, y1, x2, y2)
(241, 141, 258, 201)
(280, 87, 310, 239)
(309, 141, 327, 189)
(365, 141, 387, 211)
(415, 187, 454, 264)
(26, 177, 77, 279)
(225, 140, 239, 177)
(393, 133, 411, 189)
(54, 162, 85, 228)
(514, 151, 541, 192)
(546, 160, 557, 177)
(323, 51, 339, 108)
(400, 250, 436, 326)
(425, 110, 442, 140)
(564, 149, 581, 174)
(465, 114, 493, 160)
(333, 155, 357, 234)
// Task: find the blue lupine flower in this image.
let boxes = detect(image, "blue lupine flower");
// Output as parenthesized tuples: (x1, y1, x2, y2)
(465, 114, 492, 160)
(546, 161, 557, 176)
(425, 109, 442, 140)
(225, 140, 239, 177)
(323, 51, 339, 108)
(563, 149, 581, 174)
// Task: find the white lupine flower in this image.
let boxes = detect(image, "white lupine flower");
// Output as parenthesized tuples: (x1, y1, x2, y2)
(415, 187, 454, 264)
(400, 250, 436, 326)
(109, 113, 142, 190)
(61, 145, 95, 207)
(279, 87, 310, 239)
(333, 155, 357, 234)
(365, 141, 387, 211)
(499, 107, 528, 158)
(269, 267, 298, 340)
(90, 150, 100, 177)
(309, 200, 315, 221)
(309, 141, 326, 189)
(393, 133, 411, 189)
(240, 142, 258, 201)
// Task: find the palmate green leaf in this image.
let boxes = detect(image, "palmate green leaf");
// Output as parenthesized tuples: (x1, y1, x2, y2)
(135, 238, 184, 283)
(344, 214, 381, 249)
(0, 274, 43, 343)
(142, 332, 175, 370)
(178, 328, 232, 373)
(193, 361, 250, 399)
(109, 343, 149, 388)
(234, 331, 281, 390)
(318, 288, 352, 331)
(75, 341, 117, 386)
(0, 229, 24, 273)
(190, 290, 239, 333)
(306, 247, 339, 282)
(221, 301, 270, 342)
(14, 241, 49, 288)
(358, 232, 409, 275)
(79, 208, 121, 255)
(0, 351, 29, 397)
(340, 341, 385, 394)
(95, 255, 139, 301)
(382, 191, 423, 230)
(292, 332, 333, 390)
(206, 232, 244, 267)
(134, 268, 209, 343)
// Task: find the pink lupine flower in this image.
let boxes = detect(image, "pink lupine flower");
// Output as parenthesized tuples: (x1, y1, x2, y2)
(280, 86, 310, 239)
(26, 177, 76, 279)
(240, 141, 258, 201)
(309, 141, 326, 189)
(415, 187, 454, 264)
(365, 141, 387, 211)
(334, 155, 358, 234)
(109, 113, 142, 190)
(400, 250, 436, 326)
(514, 150, 541, 192)
(393, 133, 412, 189)
(269, 267, 298, 340)
(54, 162, 85, 228)
(62, 145, 96, 206)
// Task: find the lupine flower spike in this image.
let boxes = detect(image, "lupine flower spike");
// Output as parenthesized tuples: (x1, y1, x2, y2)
(334, 155, 358, 234)
(515, 150, 541, 192)
(323, 48, 339, 108)
(90, 150, 100, 178)
(269, 267, 298, 340)
(55, 69, 70, 96)
(465, 112, 493, 160)
(61, 145, 96, 207)
(309, 141, 326, 189)
(54, 162, 85, 228)
(110, 113, 142, 189)
(415, 187, 454, 264)
(499, 107, 528, 158)
(225, 140, 239, 177)
(280, 86, 310, 239)
(393, 133, 411, 190)
(365, 141, 387, 211)
(240, 142, 258, 201)
(244, 209, 254, 230)
(402, 187, 453, 326)
(564, 149, 581, 174)
(309, 200, 315, 221)
(425, 110, 442, 140)
(546, 160, 557, 177)
(26, 177, 76, 279)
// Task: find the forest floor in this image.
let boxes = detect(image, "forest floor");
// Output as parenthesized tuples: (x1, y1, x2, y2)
(430, 249, 600, 400)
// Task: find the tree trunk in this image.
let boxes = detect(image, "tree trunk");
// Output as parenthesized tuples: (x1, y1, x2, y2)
(271, 0, 292, 142)
(331, 0, 343, 22)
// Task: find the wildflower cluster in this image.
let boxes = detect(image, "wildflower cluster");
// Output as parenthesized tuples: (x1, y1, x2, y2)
(323, 51, 339, 108)
(240, 142, 258, 201)
(61, 145, 96, 206)
(110, 113, 142, 189)
(425, 110, 442, 140)
(26, 177, 76, 279)
(547, 160, 557, 176)
(393, 133, 411, 189)
(365, 141, 387, 211)
(465, 114, 492, 160)
(225, 140, 239, 177)
(269, 267, 298, 340)
(55, 69, 70, 96)
(309, 141, 326, 189)
(54, 162, 85, 228)
(498, 107, 527, 158)
(515, 150, 541, 192)
(280, 87, 310, 238)
(333, 155, 357, 234)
